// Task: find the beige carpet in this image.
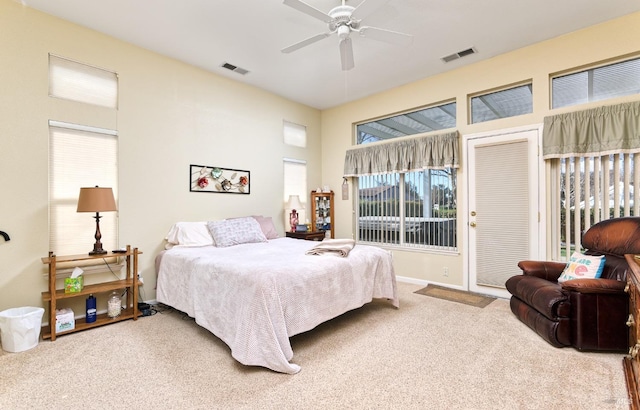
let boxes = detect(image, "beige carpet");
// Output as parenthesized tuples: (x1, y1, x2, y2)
(0, 282, 629, 409)
(414, 284, 496, 308)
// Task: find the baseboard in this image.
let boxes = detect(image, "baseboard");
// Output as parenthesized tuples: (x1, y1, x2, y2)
(395, 275, 428, 286)
(395, 275, 466, 291)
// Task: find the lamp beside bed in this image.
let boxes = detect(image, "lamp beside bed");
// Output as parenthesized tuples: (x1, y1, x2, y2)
(286, 195, 304, 232)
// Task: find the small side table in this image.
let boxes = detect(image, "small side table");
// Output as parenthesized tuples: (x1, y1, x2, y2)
(286, 231, 326, 241)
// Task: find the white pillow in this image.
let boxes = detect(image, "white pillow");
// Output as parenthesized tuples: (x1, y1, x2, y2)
(557, 251, 605, 283)
(165, 222, 214, 248)
(207, 217, 267, 247)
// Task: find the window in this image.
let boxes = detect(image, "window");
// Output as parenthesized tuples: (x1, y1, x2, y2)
(348, 118, 459, 251)
(551, 57, 640, 109)
(49, 54, 118, 108)
(283, 120, 306, 148)
(358, 170, 457, 250)
(283, 158, 308, 221)
(49, 122, 118, 256)
(549, 154, 638, 259)
(48, 55, 119, 258)
(543, 101, 640, 260)
(356, 102, 456, 144)
(470, 83, 532, 124)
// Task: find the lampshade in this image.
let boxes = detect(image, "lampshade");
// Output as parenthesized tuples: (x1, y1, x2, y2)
(77, 187, 117, 212)
(286, 195, 304, 211)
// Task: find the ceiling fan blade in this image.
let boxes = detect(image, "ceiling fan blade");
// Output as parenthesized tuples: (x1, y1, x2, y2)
(340, 37, 355, 71)
(281, 32, 331, 53)
(359, 26, 413, 46)
(283, 0, 333, 23)
(351, 0, 390, 21)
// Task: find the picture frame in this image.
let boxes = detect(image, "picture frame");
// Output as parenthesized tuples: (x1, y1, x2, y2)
(189, 164, 250, 194)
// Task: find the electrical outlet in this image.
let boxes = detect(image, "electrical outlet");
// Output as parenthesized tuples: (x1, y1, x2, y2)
(443, 267, 449, 277)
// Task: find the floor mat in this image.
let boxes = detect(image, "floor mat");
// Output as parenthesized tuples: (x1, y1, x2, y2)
(414, 284, 496, 308)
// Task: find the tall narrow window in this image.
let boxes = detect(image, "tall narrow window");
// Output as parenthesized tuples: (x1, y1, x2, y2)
(48, 54, 119, 257)
(283, 158, 308, 222)
(49, 122, 118, 255)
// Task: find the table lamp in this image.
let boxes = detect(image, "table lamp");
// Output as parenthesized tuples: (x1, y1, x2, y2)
(77, 186, 117, 255)
(286, 195, 304, 233)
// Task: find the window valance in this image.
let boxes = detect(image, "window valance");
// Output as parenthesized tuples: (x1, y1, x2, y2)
(542, 101, 640, 159)
(343, 131, 459, 177)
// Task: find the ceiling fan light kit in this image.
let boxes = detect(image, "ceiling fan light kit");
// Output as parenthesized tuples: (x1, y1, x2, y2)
(282, 0, 413, 71)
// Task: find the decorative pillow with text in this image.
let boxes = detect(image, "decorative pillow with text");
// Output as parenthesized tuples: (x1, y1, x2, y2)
(557, 251, 605, 283)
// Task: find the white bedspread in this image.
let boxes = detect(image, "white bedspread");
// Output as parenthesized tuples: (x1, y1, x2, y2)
(156, 237, 398, 374)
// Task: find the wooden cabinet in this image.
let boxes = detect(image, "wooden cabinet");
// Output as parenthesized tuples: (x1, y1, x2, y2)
(310, 191, 334, 239)
(624, 254, 640, 409)
(41, 245, 141, 341)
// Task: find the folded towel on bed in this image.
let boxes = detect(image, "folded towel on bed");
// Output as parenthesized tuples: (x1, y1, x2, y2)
(305, 238, 356, 257)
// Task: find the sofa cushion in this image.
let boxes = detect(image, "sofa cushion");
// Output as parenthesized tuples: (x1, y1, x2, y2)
(505, 275, 570, 320)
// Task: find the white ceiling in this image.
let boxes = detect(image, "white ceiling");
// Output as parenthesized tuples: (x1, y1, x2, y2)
(21, 0, 640, 110)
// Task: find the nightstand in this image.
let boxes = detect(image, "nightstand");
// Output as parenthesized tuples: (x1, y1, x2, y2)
(286, 231, 326, 241)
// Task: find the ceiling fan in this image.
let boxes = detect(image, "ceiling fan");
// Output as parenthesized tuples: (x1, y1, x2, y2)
(281, 0, 413, 71)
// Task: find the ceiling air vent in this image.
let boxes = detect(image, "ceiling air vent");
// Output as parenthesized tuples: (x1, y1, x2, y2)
(221, 62, 249, 75)
(441, 47, 477, 63)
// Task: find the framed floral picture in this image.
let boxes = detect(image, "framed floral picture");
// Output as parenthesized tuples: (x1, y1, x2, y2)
(190, 164, 250, 194)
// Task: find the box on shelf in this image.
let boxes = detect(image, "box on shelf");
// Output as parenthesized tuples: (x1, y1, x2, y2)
(55, 308, 75, 332)
(64, 275, 83, 293)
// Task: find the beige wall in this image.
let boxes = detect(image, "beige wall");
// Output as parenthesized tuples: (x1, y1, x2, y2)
(0, 0, 321, 313)
(321, 12, 640, 287)
(2, 0, 640, 313)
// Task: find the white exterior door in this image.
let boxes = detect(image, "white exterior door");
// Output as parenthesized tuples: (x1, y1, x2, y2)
(465, 126, 542, 298)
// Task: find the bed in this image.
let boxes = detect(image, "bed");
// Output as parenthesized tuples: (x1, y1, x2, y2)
(155, 217, 398, 374)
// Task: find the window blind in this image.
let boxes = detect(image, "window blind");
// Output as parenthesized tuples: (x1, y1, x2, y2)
(49, 122, 118, 256)
(49, 54, 118, 108)
(283, 158, 308, 207)
(283, 121, 307, 148)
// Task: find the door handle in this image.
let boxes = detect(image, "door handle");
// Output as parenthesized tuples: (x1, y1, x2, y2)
(469, 222, 476, 227)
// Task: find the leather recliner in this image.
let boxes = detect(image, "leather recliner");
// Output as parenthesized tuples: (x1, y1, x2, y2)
(505, 217, 640, 352)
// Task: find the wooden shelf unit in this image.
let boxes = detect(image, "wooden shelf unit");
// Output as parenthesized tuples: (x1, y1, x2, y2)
(41, 245, 141, 341)
(310, 190, 334, 239)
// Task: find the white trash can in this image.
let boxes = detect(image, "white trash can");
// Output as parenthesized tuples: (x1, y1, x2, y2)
(0, 307, 45, 353)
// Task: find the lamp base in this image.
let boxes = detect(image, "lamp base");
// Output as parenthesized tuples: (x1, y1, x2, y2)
(289, 210, 299, 232)
(88, 212, 107, 255)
